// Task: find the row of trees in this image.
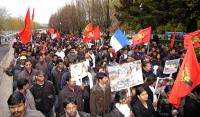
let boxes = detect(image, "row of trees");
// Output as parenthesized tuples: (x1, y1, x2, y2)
(49, 0, 113, 34)
(49, 0, 200, 34)
(114, 0, 200, 33)
(0, 7, 41, 31)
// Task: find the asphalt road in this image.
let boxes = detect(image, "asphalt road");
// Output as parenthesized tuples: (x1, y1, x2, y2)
(0, 42, 14, 117)
(0, 45, 10, 62)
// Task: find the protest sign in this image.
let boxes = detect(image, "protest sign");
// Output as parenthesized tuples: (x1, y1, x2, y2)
(70, 61, 88, 80)
(155, 77, 174, 94)
(163, 59, 180, 74)
(107, 60, 144, 92)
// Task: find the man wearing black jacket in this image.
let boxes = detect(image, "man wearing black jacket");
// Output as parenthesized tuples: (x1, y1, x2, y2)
(30, 71, 55, 117)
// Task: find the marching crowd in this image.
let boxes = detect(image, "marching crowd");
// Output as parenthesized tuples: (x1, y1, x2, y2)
(5, 31, 200, 117)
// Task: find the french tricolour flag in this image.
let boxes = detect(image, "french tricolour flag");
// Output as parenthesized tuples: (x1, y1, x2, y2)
(110, 28, 130, 52)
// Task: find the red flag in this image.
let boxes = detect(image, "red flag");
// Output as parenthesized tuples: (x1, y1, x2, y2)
(168, 42, 200, 108)
(47, 28, 55, 35)
(93, 26, 101, 40)
(169, 29, 176, 49)
(32, 8, 34, 20)
(56, 32, 61, 39)
(41, 41, 46, 54)
(184, 30, 200, 49)
(132, 27, 151, 45)
(83, 23, 93, 43)
(18, 8, 32, 45)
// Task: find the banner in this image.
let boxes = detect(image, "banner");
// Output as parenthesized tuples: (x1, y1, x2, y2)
(163, 59, 180, 74)
(107, 60, 144, 92)
(70, 61, 88, 79)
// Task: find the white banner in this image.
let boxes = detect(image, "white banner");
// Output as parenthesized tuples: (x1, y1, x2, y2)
(163, 59, 180, 74)
(70, 61, 88, 80)
(107, 60, 144, 92)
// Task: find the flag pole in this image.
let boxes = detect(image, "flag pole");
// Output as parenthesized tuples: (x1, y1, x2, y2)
(147, 42, 150, 54)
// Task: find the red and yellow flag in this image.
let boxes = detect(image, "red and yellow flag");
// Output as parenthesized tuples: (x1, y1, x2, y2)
(131, 27, 151, 46)
(168, 42, 200, 108)
(93, 26, 101, 40)
(184, 30, 200, 49)
(18, 8, 32, 45)
(83, 23, 94, 43)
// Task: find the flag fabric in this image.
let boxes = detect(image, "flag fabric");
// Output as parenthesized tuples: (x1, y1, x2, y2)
(132, 27, 151, 45)
(51, 32, 61, 39)
(41, 41, 46, 54)
(47, 28, 55, 35)
(169, 29, 176, 49)
(32, 8, 34, 20)
(18, 8, 32, 45)
(184, 30, 200, 49)
(93, 26, 101, 40)
(83, 23, 93, 43)
(110, 28, 130, 52)
(168, 42, 200, 108)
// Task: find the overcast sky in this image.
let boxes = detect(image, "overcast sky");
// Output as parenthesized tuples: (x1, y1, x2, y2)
(0, 0, 72, 24)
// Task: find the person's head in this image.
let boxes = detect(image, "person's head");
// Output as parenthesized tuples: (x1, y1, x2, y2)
(7, 91, 26, 117)
(56, 59, 64, 69)
(57, 47, 62, 52)
(165, 85, 172, 97)
(35, 71, 45, 85)
(38, 54, 45, 63)
(24, 59, 32, 71)
(145, 78, 157, 87)
(136, 86, 148, 102)
(96, 72, 109, 86)
(131, 87, 136, 97)
(19, 56, 27, 65)
(115, 90, 129, 104)
(53, 55, 58, 62)
(20, 48, 27, 57)
(63, 98, 77, 117)
(142, 61, 152, 72)
(17, 78, 29, 91)
(66, 73, 76, 88)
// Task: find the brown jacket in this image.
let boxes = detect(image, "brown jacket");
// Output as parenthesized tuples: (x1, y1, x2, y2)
(90, 83, 111, 117)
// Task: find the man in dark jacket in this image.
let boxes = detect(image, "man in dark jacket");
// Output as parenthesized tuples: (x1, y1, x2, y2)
(30, 71, 55, 117)
(58, 74, 89, 115)
(61, 97, 90, 117)
(90, 72, 111, 117)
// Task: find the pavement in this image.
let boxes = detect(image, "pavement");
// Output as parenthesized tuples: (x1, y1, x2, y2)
(0, 41, 14, 117)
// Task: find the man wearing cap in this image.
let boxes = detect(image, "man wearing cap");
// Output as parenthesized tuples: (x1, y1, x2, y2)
(90, 72, 111, 117)
(10, 55, 27, 90)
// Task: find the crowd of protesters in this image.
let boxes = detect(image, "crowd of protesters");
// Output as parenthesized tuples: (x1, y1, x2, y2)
(5, 31, 200, 117)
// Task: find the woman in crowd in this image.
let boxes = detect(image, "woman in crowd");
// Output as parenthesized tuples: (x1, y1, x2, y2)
(132, 86, 156, 117)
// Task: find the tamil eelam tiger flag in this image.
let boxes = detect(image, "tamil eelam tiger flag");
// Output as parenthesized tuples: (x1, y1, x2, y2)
(83, 23, 93, 43)
(168, 42, 200, 108)
(184, 30, 200, 49)
(131, 27, 151, 46)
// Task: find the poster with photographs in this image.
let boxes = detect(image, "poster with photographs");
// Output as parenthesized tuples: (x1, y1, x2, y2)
(70, 61, 88, 79)
(163, 59, 180, 74)
(155, 77, 174, 94)
(107, 60, 144, 92)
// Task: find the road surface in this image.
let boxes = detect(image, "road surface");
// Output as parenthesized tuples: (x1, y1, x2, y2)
(0, 42, 14, 117)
